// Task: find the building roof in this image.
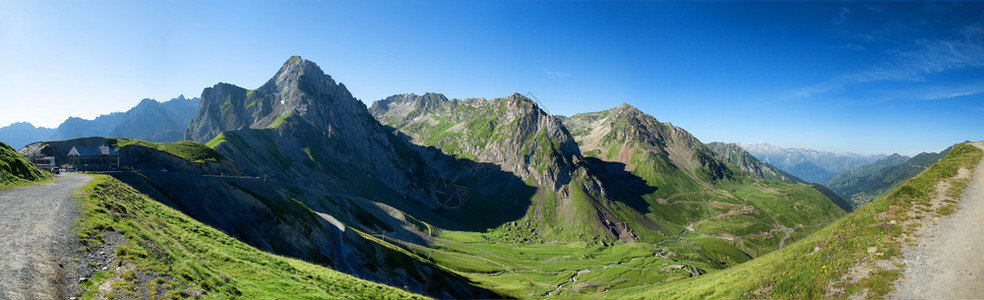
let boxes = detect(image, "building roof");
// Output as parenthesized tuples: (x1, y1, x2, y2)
(68, 145, 117, 157)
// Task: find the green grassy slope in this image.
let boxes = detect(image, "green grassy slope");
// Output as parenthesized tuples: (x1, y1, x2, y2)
(562, 105, 845, 247)
(0, 141, 50, 189)
(364, 98, 847, 297)
(826, 151, 946, 209)
(74, 175, 428, 299)
(601, 142, 982, 299)
(106, 138, 226, 163)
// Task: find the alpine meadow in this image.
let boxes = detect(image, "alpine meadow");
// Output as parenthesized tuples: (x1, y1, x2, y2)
(1, 1, 983, 299)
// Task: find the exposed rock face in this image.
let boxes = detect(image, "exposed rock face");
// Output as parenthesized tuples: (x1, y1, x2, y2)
(706, 142, 803, 184)
(185, 56, 431, 206)
(371, 92, 581, 190)
(20, 137, 493, 298)
(372, 93, 643, 243)
(705, 141, 852, 211)
(186, 56, 365, 144)
(561, 103, 734, 183)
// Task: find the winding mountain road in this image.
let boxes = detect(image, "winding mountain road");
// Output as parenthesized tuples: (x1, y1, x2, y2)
(0, 173, 91, 299)
(891, 142, 984, 299)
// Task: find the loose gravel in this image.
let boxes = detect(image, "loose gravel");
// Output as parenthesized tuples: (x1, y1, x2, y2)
(0, 173, 92, 299)
(890, 142, 984, 299)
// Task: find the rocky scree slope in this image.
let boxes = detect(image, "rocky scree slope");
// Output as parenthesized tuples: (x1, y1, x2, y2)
(707, 142, 853, 212)
(23, 135, 492, 298)
(706, 142, 803, 184)
(561, 104, 845, 246)
(561, 104, 734, 185)
(186, 56, 432, 207)
(179, 57, 495, 298)
(371, 93, 641, 244)
(371, 92, 581, 190)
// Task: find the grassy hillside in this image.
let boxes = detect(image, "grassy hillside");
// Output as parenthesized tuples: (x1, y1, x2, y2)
(0, 141, 50, 189)
(602, 142, 982, 299)
(826, 151, 945, 209)
(561, 105, 845, 246)
(365, 99, 847, 297)
(107, 138, 225, 163)
(74, 175, 428, 299)
(705, 142, 803, 184)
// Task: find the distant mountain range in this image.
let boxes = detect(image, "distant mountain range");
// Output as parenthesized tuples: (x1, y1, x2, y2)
(824, 149, 947, 208)
(0, 123, 56, 151)
(7, 56, 867, 298)
(705, 142, 803, 184)
(0, 96, 199, 149)
(736, 143, 884, 184)
(706, 142, 854, 211)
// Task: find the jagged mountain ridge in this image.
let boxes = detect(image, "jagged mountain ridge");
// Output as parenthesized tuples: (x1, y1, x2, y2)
(0, 122, 55, 150)
(178, 57, 496, 298)
(560, 103, 736, 190)
(705, 142, 854, 212)
(370, 92, 581, 190)
(23, 56, 849, 297)
(375, 95, 845, 251)
(560, 104, 845, 245)
(48, 95, 200, 143)
(737, 142, 884, 183)
(706, 142, 804, 184)
(371, 93, 638, 243)
(825, 149, 947, 208)
(186, 57, 432, 207)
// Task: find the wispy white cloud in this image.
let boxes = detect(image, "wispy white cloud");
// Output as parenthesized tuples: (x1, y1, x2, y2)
(914, 83, 984, 100)
(542, 67, 571, 78)
(878, 81, 984, 101)
(789, 26, 984, 99)
(832, 7, 850, 26)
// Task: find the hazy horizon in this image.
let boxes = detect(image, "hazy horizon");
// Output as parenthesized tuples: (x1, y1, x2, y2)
(1, 1, 981, 156)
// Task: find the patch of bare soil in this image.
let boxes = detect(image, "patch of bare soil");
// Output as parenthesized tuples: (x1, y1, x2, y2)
(889, 142, 984, 299)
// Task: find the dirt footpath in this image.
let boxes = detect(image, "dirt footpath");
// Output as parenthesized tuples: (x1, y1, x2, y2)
(0, 173, 92, 300)
(890, 142, 984, 299)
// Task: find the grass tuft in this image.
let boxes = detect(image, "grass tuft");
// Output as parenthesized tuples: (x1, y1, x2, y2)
(73, 175, 429, 299)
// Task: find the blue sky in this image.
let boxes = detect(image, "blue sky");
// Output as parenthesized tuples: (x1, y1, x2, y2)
(0, 1, 981, 156)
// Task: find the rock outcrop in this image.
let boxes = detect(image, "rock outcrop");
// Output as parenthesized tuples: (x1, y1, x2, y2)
(706, 141, 803, 184)
(371, 92, 581, 190)
(185, 56, 432, 207)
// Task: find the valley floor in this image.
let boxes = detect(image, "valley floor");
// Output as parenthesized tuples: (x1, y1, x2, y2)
(0, 173, 91, 299)
(891, 142, 984, 298)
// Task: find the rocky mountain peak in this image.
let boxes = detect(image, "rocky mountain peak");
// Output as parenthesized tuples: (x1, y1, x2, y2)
(267, 56, 336, 92)
(371, 92, 582, 190)
(186, 56, 368, 143)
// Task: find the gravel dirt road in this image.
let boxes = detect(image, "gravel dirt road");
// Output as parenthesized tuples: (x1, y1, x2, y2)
(0, 173, 92, 300)
(891, 142, 984, 299)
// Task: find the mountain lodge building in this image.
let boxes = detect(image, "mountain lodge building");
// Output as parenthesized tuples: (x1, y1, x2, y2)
(67, 145, 119, 171)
